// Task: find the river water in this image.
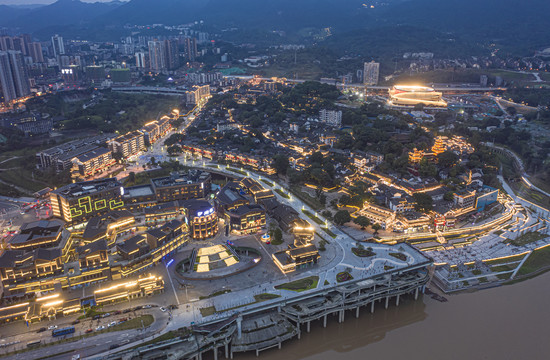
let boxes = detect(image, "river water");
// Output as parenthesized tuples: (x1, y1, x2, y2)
(238, 273, 550, 360)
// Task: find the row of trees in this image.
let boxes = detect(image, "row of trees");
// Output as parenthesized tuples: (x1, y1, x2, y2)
(332, 210, 382, 234)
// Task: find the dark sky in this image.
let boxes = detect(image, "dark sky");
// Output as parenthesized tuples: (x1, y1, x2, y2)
(0, 0, 126, 4)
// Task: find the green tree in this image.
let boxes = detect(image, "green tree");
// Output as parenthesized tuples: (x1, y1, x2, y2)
(434, 112, 453, 127)
(334, 210, 351, 226)
(485, 117, 500, 127)
(413, 192, 434, 212)
(112, 151, 124, 162)
(167, 145, 182, 156)
(273, 154, 289, 176)
(371, 223, 381, 235)
(164, 133, 185, 147)
(419, 158, 437, 178)
(272, 228, 283, 244)
(309, 151, 324, 166)
(336, 133, 354, 149)
(353, 216, 370, 230)
(287, 168, 303, 185)
(438, 150, 459, 169)
(339, 194, 351, 206)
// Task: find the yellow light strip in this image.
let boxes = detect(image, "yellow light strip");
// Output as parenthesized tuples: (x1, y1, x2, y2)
(482, 251, 530, 263)
(0, 302, 29, 311)
(36, 294, 60, 302)
(42, 300, 63, 307)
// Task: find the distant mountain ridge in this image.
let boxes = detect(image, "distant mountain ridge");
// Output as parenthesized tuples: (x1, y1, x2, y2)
(1, 0, 372, 33)
(5, 4, 46, 10)
(98, 0, 372, 30)
(2, 0, 123, 32)
(0, 0, 548, 56)
(325, 25, 487, 59)
(379, 0, 550, 54)
(0, 5, 26, 25)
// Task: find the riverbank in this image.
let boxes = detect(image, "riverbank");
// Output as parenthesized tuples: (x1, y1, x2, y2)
(236, 270, 550, 360)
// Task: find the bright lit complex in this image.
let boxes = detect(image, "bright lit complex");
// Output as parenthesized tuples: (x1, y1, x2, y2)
(388, 85, 447, 107)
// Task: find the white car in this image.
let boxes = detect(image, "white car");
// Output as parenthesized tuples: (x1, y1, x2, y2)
(96, 325, 105, 331)
(47, 325, 57, 330)
(108, 321, 117, 328)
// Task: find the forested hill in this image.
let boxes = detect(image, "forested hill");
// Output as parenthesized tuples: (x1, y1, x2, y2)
(1, 0, 548, 56)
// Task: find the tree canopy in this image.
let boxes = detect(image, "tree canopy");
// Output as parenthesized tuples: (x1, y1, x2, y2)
(353, 216, 370, 230)
(334, 210, 351, 225)
(413, 192, 434, 212)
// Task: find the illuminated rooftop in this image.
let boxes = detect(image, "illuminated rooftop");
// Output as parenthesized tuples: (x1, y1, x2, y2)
(393, 85, 435, 92)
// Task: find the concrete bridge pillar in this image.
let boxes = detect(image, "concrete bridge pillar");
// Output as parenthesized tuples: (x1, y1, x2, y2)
(278, 342, 282, 349)
(385, 296, 389, 309)
(422, 285, 426, 294)
(198, 352, 203, 360)
(323, 314, 327, 328)
(225, 343, 229, 359)
(306, 321, 311, 333)
(237, 316, 242, 339)
(371, 301, 375, 313)
(214, 347, 218, 360)
(355, 306, 360, 318)
(339, 310, 345, 323)
(396, 294, 400, 307)
(415, 287, 419, 300)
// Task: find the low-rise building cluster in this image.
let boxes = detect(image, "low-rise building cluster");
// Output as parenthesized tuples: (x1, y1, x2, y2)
(408, 135, 475, 164)
(35, 114, 174, 180)
(356, 178, 499, 233)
